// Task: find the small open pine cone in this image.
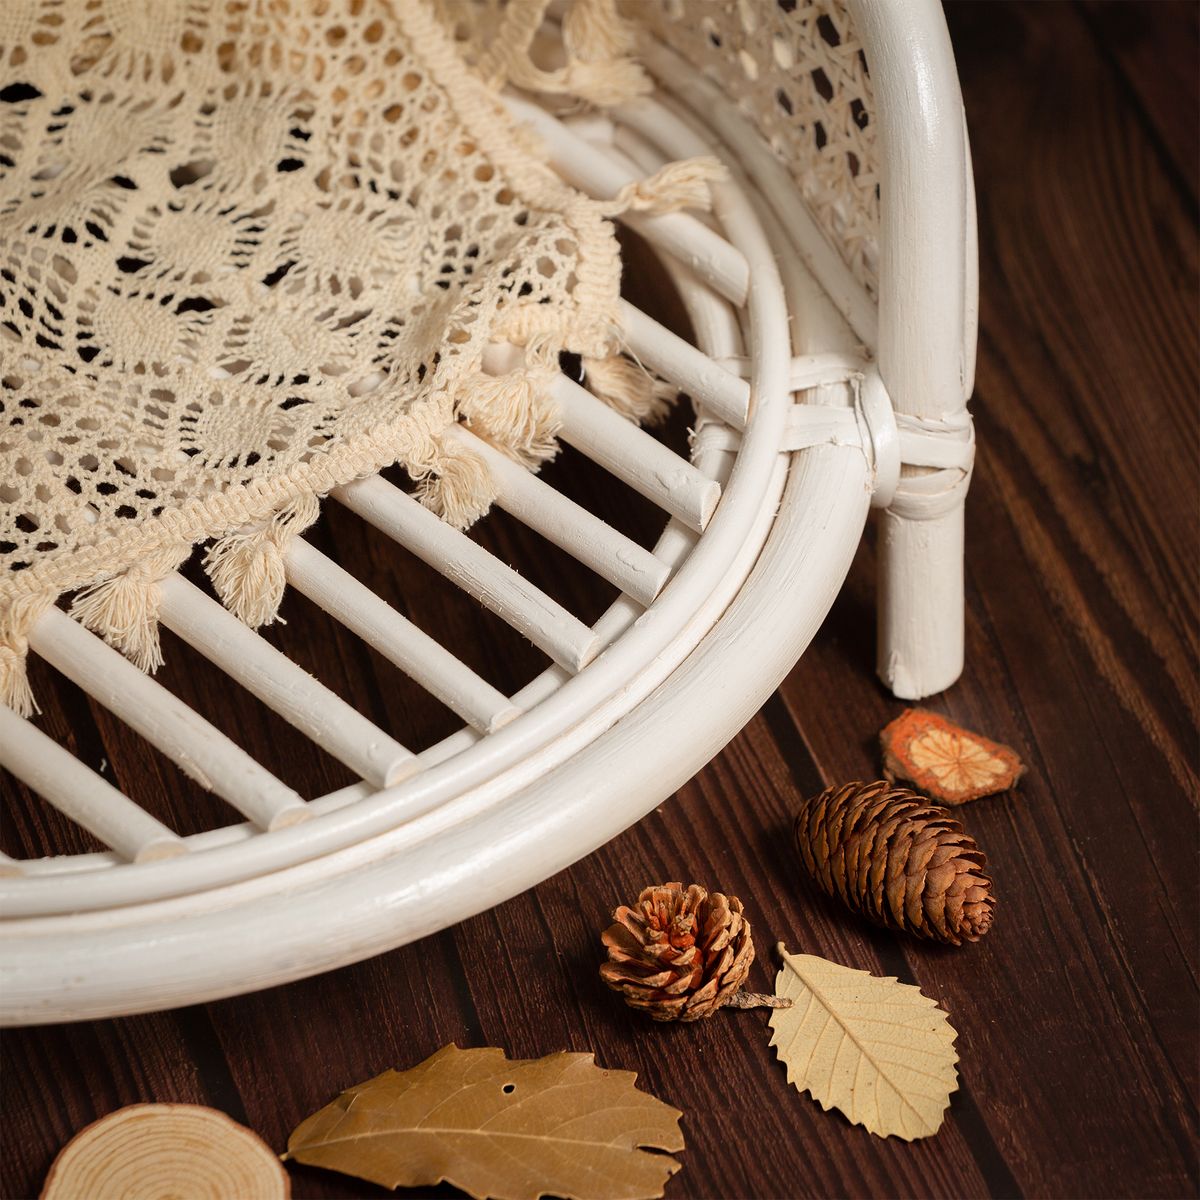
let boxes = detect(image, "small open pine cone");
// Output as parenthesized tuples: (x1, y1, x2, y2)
(794, 781, 996, 945)
(600, 883, 786, 1021)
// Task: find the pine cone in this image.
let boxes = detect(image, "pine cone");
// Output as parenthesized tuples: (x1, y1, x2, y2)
(600, 883, 757, 1021)
(794, 781, 995, 945)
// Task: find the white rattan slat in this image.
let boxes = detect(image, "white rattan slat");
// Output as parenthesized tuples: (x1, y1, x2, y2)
(550, 374, 720, 531)
(0, 704, 186, 863)
(0, 85, 796, 923)
(617, 300, 750, 428)
(606, 136, 745, 374)
(284, 537, 520, 735)
(503, 94, 750, 305)
(334, 476, 599, 672)
(479, 339, 720, 530)
(447, 427, 670, 606)
(567, 126, 749, 426)
(714, 352, 868, 390)
(384, 96, 777, 799)
(9, 96, 753, 884)
(11, 135, 747, 885)
(156, 575, 417, 790)
(0, 852, 24, 877)
(389, 220, 745, 777)
(616, 54, 878, 350)
(28, 608, 309, 831)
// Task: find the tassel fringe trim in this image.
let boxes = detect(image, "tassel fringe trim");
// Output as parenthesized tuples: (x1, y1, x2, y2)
(0, 592, 55, 718)
(70, 543, 193, 673)
(412, 437, 495, 531)
(602, 157, 727, 218)
(1, 345, 674, 716)
(483, 0, 651, 108)
(204, 492, 321, 628)
(583, 354, 676, 425)
(458, 366, 562, 469)
(0, 0, 719, 715)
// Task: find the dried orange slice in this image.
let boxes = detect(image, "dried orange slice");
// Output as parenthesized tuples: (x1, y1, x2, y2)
(880, 709, 1024, 805)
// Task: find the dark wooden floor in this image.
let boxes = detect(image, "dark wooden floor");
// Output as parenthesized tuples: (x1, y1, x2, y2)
(3, 3, 1198, 1197)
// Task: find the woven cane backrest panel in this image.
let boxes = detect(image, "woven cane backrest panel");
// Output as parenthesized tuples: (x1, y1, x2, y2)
(633, 0, 879, 294)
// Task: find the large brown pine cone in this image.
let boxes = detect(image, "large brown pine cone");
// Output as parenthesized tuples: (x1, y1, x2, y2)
(794, 780, 996, 944)
(600, 883, 754, 1021)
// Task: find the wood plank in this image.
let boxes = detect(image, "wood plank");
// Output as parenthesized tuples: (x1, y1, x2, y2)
(2, 6, 1197, 1198)
(1078, 0, 1199, 198)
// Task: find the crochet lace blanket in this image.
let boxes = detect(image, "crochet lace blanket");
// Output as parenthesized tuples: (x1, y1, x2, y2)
(0, 0, 718, 716)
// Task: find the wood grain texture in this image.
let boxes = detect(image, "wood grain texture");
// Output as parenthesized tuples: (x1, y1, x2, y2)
(2, 3, 1197, 1197)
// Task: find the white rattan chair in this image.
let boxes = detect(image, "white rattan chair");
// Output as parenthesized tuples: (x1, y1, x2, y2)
(0, 0, 976, 1023)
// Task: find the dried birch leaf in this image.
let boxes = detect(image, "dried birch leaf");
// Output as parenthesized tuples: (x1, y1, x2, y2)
(881, 708, 1025, 804)
(41, 1104, 289, 1199)
(769, 945, 959, 1140)
(285, 1045, 684, 1200)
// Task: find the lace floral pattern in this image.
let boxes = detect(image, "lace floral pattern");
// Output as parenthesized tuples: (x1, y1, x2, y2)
(0, 0, 708, 713)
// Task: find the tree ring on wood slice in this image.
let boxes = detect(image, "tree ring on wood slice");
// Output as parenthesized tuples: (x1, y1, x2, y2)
(40, 1103, 289, 1199)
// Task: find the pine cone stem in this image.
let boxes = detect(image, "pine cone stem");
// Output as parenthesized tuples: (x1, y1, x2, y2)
(725, 990, 793, 1011)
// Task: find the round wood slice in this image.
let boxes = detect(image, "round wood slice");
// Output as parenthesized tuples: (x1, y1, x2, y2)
(41, 1104, 289, 1199)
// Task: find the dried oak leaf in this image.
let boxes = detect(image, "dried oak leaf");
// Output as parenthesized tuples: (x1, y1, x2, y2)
(285, 1045, 684, 1200)
(881, 708, 1024, 804)
(769, 945, 959, 1140)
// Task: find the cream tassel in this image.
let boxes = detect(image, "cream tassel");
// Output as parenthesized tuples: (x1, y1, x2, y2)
(70, 543, 193, 673)
(563, 0, 637, 62)
(583, 354, 676, 425)
(603, 156, 727, 217)
(0, 591, 55, 717)
(204, 492, 320, 629)
(556, 57, 650, 108)
(414, 437, 496, 531)
(458, 367, 562, 469)
(483, 0, 650, 108)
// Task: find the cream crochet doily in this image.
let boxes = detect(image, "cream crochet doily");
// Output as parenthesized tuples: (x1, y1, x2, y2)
(0, 0, 720, 716)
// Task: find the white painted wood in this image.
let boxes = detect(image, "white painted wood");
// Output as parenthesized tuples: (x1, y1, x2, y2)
(850, 0, 973, 699)
(636, 85, 963, 749)
(559, 112, 614, 145)
(446, 427, 670, 606)
(781, 406, 861, 451)
(334, 476, 599, 672)
(0, 447, 870, 1022)
(602, 139, 744, 375)
(896, 414, 975, 471)
(0, 0, 980, 1017)
(0, 705, 185, 864)
(0, 94, 798, 921)
(551, 374, 720, 531)
(413, 132, 747, 783)
(156, 575, 417, 790)
(614, 61, 878, 350)
(415, 152, 747, 781)
(616, 300, 749, 427)
(503, 94, 750, 305)
(650, 70, 965, 701)
(480, 333, 722, 530)
(284, 537, 520, 735)
(27, 608, 309, 832)
(963, 109, 980, 402)
(716, 352, 867, 390)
